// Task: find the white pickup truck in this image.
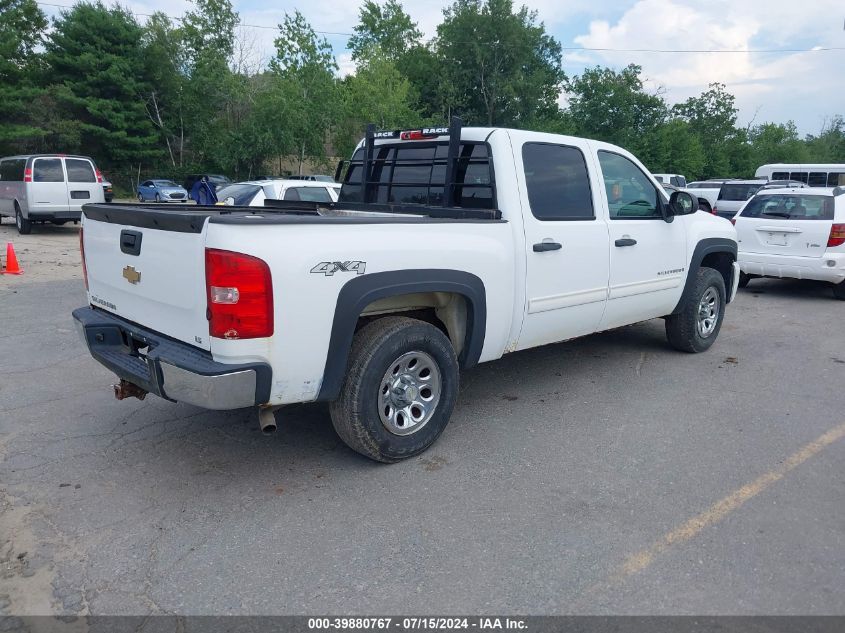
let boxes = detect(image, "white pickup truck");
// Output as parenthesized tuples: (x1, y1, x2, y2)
(73, 121, 739, 462)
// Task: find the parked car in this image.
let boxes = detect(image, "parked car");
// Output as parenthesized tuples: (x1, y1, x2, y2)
(137, 179, 188, 203)
(662, 183, 715, 213)
(215, 179, 339, 207)
(73, 122, 738, 462)
(102, 179, 114, 203)
(183, 174, 231, 193)
(0, 154, 105, 234)
(286, 174, 336, 183)
(712, 180, 767, 221)
(734, 187, 845, 299)
(651, 173, 687, 187)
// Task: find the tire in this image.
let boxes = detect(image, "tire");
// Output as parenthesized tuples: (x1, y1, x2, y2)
(15, 207, 32, 235)
(665, 267, 726, 353)
(154, 193, 161, 203)
(833, 280, 845, 301)
(738, 272, 751, 288)
(329, 316, 459, 463)
(137, 194, 144, 202)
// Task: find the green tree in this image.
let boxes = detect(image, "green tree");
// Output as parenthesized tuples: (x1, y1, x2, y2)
(805, 116, 845, 163)
(270, 11, 339, 173)
(748, 121, 808, 167)
(564, 65, 667, 155)
(672, 83, 741, 177)
(335, 51, 424, 157)
(142, 12, 185, 167)
(0, 0, 48, 153)
(435, 0, 564, 126)
(646, 118, 705, 179)
(349, 0, 422, 63)
(44, 2, 161, 168)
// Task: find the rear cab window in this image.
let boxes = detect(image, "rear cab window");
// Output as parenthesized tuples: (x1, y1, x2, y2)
(739, 194, 834, 221)
(33, 158, 65, 182)
(340, 141, 495, 209)
(283, 186, 333, 202)
(522, 143, 594, 220)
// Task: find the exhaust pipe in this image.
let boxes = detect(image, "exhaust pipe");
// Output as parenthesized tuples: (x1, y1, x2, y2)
(258, 406, 278, 434)
(113, 379, 147, 401)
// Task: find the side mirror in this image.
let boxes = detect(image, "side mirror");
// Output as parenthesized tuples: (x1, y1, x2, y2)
(669, 190, 697, 217)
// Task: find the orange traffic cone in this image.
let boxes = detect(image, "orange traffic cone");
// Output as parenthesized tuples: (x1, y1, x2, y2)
(2, 242, 22, 275)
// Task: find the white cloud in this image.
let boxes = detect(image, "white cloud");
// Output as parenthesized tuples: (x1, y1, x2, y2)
(572, 0, 845, 134)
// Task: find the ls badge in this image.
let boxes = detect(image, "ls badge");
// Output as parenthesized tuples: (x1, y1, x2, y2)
(122, 265, 141, 284)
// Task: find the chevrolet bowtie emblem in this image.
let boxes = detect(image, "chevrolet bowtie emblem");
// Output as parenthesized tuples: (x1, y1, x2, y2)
(122, 265, 141, 284)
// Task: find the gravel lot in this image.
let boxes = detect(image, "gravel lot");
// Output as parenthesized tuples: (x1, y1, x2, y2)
(1, 220, 843, 616)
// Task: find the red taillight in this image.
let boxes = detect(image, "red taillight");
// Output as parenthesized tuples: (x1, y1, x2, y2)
(205, 248, 273, 339)
(79, 228, 88, 290)
(828, 224, 845, 248)
(23, 168, 32, 183)
(95, 168, 103, 183)
(730, 218, 736, 226)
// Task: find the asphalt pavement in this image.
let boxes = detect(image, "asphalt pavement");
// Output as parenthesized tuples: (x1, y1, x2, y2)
(0, 222, 843, 616)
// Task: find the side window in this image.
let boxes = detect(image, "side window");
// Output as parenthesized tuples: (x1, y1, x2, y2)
(142, 181, 152, 187)
(772, 171, 789, 180)
(828, 172, 845, 187)
(597, 151, 660, 219)
(33, 158, 64, 182)
(808, 172, 827, 187)
(0, 161, 8, 181)
(522, 143, 594, 220)
(65, 158, 96, 183)
(789, 171, 809, 184)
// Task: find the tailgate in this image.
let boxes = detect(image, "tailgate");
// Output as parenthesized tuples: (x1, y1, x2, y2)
(737, 219, 831, 258)
(82, 209, 211, 350)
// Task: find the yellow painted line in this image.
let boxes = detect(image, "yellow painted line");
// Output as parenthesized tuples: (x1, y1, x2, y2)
(610, 421, 845, 583)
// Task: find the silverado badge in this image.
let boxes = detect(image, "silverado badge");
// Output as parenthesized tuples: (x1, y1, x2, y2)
(122, 265, 141, 284)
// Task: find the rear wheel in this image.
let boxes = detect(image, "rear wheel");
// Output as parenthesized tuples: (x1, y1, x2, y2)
(833, 280, 845, 301)
(137, 194, 144, 202)
(665, 267, 726, 353)
(330, 316, 459, 463)
(15, 207, 32, 235)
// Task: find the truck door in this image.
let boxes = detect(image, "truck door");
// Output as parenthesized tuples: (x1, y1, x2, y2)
(516, 141, 610, 350)
(596, 150, 687, 330)
(29, 157, 69, 215)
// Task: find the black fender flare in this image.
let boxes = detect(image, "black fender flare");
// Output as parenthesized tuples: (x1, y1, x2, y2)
(316, 269, 487, 402)
(671, 238, 738, 314)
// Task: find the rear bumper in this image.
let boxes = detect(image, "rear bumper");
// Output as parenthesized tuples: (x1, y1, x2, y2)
(739, 251, 845, 284)
(72, 306, 271, 409)
(28, 211, 81, 221)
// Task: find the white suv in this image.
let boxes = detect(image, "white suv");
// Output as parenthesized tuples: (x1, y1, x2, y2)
(734, 187, 845, 299)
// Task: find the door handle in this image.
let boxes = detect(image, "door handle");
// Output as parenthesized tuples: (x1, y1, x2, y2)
(615, 238, 637, 247)
(533, 241, 562, 252)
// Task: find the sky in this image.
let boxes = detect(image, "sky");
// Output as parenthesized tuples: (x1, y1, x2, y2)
(40, 0, 845, 135)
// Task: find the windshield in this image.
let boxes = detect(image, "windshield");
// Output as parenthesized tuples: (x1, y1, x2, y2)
(153, 180, 178, 187)
(719, 183, 763, 201)
(740, 194, 834, 220)
(216, 183, 261, 206)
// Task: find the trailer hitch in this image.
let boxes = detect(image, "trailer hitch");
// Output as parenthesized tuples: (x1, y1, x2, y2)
(113, 379, 148, 401)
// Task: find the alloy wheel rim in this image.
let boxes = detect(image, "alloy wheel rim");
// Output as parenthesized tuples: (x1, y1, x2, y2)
(378, 351, 442, 436)
(697, 286, 720, 337)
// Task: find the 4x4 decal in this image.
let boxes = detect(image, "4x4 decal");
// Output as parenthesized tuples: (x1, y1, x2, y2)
(311, 261, 367, 276)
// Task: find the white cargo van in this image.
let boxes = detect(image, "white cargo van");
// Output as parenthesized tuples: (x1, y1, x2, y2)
(0, 154, 105, 234)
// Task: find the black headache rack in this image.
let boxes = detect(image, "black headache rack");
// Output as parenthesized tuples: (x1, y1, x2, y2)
(322, 116, 501, 220)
